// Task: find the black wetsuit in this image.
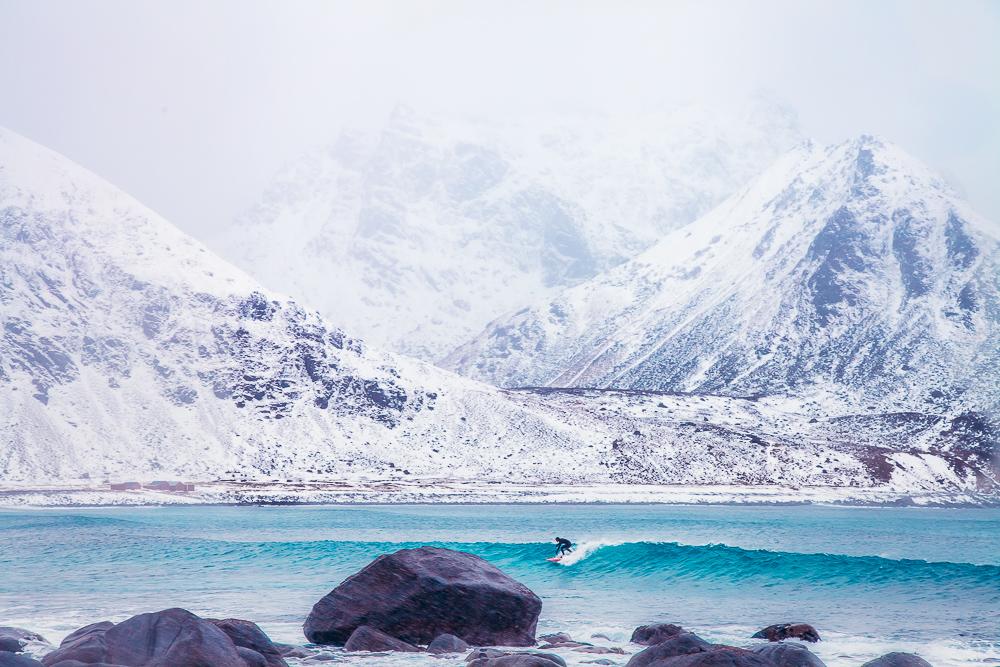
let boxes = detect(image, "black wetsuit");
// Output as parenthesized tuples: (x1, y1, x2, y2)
(555, 538, 572, 556)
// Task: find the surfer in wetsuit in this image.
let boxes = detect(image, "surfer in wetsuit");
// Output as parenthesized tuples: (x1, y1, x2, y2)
(554, 536, 573, 557)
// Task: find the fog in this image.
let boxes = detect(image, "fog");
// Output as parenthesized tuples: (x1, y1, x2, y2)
(1, 0, 998, 236)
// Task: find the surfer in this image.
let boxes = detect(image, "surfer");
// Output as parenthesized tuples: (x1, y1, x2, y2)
(553, 536, 573, 558)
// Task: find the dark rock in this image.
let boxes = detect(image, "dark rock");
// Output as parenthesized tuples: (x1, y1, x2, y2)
(468, 656, 564, 667)
(751, 624, 821, 643)
(427, 633, 470, 654)
(539, 642, 588, 649)
(235, 647, 268, 667)
(343, 625, 420, 653)
(626, 633, 713, 667)
(752, 643, 826, 667)
(631, 624, 686, 646)
(666, 646, 772, 667)
(538, 633, 573, 644)
(209, 619, 288, 667)
(41, 608, 252, 667)
(0, 652, 44, 667)
(0, 628, 48, 654)
(860, 653, 933, 667)
(304, 546, 542, 646)
(467, 648, 509, 662)
(43, 622, 113, 666)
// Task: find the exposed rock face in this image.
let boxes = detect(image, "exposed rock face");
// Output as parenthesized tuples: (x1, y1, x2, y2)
(343, 626, 420, 653)
(40, 608, 255, 667)
(427, 633, 470, 654)
(751, 624, 821, 643)
(0, 628, 47, 654)
(208, 619, 288, 667)
(861, 653, 933, 667)
(631, 623, 687, 646)
(304, 546, 541, 647)
(625, 633, 713, 667)
(752, 643, 827, 667)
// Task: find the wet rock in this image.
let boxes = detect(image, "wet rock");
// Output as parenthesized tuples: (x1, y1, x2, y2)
(40, 608, 252, 667)
(539, 642, 588, 649)
(468, 656, 564, 667)
(273, 644, 310, 659)
(626, 633, 712, 667)
(752, 643, 826, 667)
(631, 624, 686, 646)
(304, 546, 541, 646)
(0, 628, 48, 654)
(236, 647, 268, 667)
(860, 653, 933, 667)
(209, 619, 288, 667)
(343, 625, 420, 653)
(467, 648, 509, 662)
(0, 653, 44, 667)
(669, 647, 772, 667)
(539, 633, 573, 644)
(427, 633, 470, 654)
(751, 624, 820, 643)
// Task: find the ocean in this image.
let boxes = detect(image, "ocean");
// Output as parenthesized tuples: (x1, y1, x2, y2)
(1, 504, 998, 666)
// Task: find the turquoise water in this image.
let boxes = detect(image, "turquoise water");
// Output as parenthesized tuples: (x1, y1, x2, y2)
(1, 505, 998, 666)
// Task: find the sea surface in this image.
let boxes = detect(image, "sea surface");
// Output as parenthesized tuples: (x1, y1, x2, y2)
(1, 504, 998, 666)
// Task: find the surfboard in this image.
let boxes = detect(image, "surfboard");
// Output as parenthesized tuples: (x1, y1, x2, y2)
(546, 556, 562, 562)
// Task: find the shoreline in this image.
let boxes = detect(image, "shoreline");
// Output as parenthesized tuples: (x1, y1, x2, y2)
(1, 480, 998, 508)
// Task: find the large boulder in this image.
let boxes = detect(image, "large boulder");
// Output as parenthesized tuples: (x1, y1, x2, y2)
(860, 654, 933, 667)
(665, 647, 772, 667)
(304, 546, 542, 646)
(631, 624, 686, 646)
(0, 653, 44, 667)
(751, 624, 820, 643)
(208, 619, 287, 667)
(343, 625, 420, 653)
(626, 633, 712, 667)
(0, 628, 48, 654)
(40, 608, 254, 667)
(752, 643, 826, 667)
(427, 633, 470, 654)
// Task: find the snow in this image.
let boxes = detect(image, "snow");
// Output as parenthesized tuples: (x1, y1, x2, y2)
(2, 126, 997, 504)
(445, 136, 1000, 422)
(217, 100, 802, 360)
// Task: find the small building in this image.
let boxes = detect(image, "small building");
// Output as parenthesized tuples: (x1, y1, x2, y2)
(110, 481, 141, 491)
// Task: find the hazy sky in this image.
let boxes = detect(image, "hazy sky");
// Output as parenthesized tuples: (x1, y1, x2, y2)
(1, 0, 998, 239)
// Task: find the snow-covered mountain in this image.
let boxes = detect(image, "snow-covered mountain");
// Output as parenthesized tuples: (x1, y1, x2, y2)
(445, 137, 1000, 422)
(2, 127, 996, 497)
(218, 101, 801, 360)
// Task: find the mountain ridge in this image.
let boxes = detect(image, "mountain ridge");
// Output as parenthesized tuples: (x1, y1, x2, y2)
(444, 136, 1000, 421)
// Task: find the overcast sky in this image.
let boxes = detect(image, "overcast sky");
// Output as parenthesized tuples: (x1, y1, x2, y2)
(1, 0, 998, 239)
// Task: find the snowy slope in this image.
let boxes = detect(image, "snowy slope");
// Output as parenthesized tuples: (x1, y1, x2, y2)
(446, 137, 1000, 419)
(1, 127, 996, 496)
(218, 100, 801, 360)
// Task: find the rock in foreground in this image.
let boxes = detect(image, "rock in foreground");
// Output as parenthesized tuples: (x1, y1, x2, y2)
(427, 633, 470, 654)
(0, 628, 48, 654)
(304, 546, 542, 646)
(343, 626, 420, 653)
(752, 643, 826, 667)
(631, 623, 687, 646)
(751, 624, 821, 643)
(626, 633, 712, 667)
(0, 653, 43, 667)
(41, 608, 278, 667)
(861, 654, 933, 667)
